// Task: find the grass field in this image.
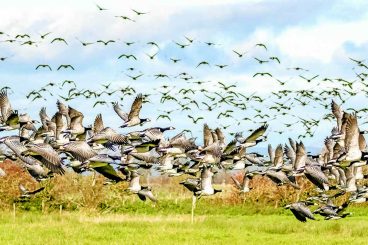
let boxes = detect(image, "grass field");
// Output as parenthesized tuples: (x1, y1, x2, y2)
(1, 210, 368, 244)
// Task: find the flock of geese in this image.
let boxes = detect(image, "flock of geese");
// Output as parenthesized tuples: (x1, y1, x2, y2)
(2, 3, 368, 222)
(2, 4, 368, 141)
(1, 87, 368, 222)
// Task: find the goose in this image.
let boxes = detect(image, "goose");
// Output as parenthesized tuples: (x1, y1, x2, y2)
(231, 169, 253, 193)
(235, 124, 268, 148)
(268, 144, 274, 164)
(56, 100, 71, 127)
(22, 142, 65, 174)
(113, 93, 150, 127)
(272, 144, 283, 168)
(92, 113, 104, 135)
(285, 202, 315, 222)
(63, 107, 91, 140)
(60, 141, 97, 162)
(127, 170, 141, 192)
(18, 184, 45, 198)
(0, 88, 14, 126)
(265, 169, 300, 189)
(45, 112, 66, 143)
(302, 164, 330, 191)
(2, 136, 49, 181)
(331, 100, 343, 132)
(313, 199, 350, 220)
(338, 113, 362, 163)
(0, 111, 37, 132)
(139, 127, 175, 141)
(197, 142, 222, 164)
(159, 131, 197, 156)
(215, 127, 225, 147)
(89, 127, 128, 146)
(293, 141, 306, 171)
(124, 139, 160, 154)
(87, 155, 123, 182)
(39, 107, 50, 132)
(137, 186, 157, 202)
(197, 166, 222, 197)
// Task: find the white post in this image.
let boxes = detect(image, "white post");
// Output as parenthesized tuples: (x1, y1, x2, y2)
(191, 195, 196, 224)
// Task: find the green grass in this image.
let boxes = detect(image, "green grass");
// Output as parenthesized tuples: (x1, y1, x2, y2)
(1, 211, 368, 244)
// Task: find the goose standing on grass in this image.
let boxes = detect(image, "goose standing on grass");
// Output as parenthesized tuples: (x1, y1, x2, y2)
(113, 93, 150, 128)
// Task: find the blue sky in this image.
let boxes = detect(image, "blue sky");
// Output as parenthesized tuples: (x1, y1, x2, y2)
(1, 0, 368, 149)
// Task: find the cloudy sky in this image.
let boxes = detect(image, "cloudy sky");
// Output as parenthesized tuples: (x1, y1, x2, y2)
(1, 0, 368, 149)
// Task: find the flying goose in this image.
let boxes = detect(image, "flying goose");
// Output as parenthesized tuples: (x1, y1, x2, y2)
(265, 169, 300, 189)
(140, 126, 175, 141)
(302, 164, 330, 191)
(0, 88, 14, 125)
(60, 141, 97, 162)
(197, 166, 221, 197)
(87, 155, 123, 182)
(56, 100, 71, 127)
(92, 113, 104, 135)
(18, 184, 45, 198)
(313, 199, 350, 220)
(236, 124, 268, 148)
(113, 94, 150, 127)
(231, 169, 253, 193)
(22, 143, 65, 175)
(63, 107, 91, 140)
(2, 136, 48, 181)
(293, 141, 306, 171)
(137, 186, 157, 202)
(271, 144, 283, 168)
(89, 127, 128, 146)
(341, 113, 362, 162)
(127, 170, 141, 192)
(331, 100, 343, 132)
(285, 202, 315, 222)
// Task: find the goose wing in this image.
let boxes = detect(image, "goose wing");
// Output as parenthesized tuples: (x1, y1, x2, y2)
(112, 102, 128, 121)
(273, 144, 284, 167)
(244, 124, 268, 143)
(128, 93, 143, 120)
(93, 113, 104, 134)
(0, 89, 13, 123)
(203, 123, 213, 147)
(27, 143, 64, 174)
(268, 144, 274, 164)
(331, 100, 343, 131)
(344, 114, 360, 153)
(63, 141, 97, 162)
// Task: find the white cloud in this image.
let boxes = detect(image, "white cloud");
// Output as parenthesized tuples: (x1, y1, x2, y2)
(275, 17, 368, 63)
